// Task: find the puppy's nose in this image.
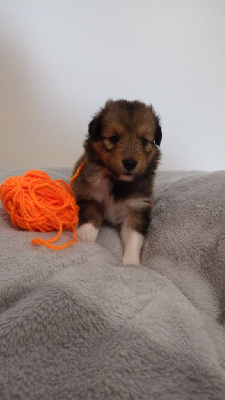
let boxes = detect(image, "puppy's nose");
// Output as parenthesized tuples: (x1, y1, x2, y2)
(122, 158, 137, 171)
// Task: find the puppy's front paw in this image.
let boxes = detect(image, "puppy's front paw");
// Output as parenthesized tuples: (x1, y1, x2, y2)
(122, 254, 141, 266)
(77, 223, 99, 242)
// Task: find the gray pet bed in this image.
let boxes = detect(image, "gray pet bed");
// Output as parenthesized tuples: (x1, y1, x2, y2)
(0, 168, 225, 400)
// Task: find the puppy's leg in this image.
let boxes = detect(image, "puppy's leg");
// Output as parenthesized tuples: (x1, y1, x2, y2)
(120, 207, 150, 266)
(77, 199, 104, 242)
(121, 225, 144, 266)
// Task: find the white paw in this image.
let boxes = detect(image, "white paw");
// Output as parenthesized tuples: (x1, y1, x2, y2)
(77, 223, 99, 242)
(122, 254, 140, 266)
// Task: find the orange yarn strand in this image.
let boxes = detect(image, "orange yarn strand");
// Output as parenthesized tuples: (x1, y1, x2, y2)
(0, 162, 86, 250)
(69, 161, 86, 188)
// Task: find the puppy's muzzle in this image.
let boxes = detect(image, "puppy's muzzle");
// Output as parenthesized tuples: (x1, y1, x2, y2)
(122, 159, 137, 171)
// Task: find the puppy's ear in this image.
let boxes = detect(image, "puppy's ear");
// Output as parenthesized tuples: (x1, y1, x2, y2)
(154, 117, 162, 146)
(88, 110, 103, 141)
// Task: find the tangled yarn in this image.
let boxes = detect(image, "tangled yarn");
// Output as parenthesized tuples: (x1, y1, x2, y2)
(0, 163, 85, 250)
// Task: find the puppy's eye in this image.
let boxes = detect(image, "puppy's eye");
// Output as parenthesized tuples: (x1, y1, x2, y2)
(141, 138, 148, 146)
(109, 135, 119, 144)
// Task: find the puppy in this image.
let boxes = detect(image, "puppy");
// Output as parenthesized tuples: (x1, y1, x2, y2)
(72, 99, 162, 265)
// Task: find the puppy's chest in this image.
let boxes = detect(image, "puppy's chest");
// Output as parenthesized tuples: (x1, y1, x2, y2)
(104, 195, 128, 225)
(90, 176, 126, 223)
(91, 175, 148, 225)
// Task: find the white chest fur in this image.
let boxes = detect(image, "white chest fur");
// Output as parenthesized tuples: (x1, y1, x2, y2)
(89, 169, 149, 226)
(88, 171, 127, 225)
(88, 170, 111, 204)
(104, 196, 127, 225)
(104, 196, 149, 226)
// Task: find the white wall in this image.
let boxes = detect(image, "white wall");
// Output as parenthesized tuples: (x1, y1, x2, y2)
(0, 0, 225, 171)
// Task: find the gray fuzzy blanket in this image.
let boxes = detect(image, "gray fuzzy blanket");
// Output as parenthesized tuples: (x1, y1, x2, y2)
(0, 168, 225, 400)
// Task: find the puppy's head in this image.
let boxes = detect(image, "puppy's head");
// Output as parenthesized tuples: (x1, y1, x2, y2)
(85, 99, 162, 181)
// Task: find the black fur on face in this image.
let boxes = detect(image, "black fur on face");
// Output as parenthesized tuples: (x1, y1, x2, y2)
(88, 112, 103, 142)
(154, 117, 162, 146)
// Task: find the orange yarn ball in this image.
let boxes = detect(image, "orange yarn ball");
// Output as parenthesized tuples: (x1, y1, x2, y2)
(0, 164, 85, 250)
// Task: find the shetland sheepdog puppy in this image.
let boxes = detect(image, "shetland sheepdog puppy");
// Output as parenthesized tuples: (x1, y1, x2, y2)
(72, 99, 162, 265)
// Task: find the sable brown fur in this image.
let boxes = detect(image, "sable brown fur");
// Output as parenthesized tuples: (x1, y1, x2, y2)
(72, 99, 162, 265)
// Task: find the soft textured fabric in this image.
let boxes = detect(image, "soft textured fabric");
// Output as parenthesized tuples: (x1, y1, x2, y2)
(0, 168, 225, 400)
